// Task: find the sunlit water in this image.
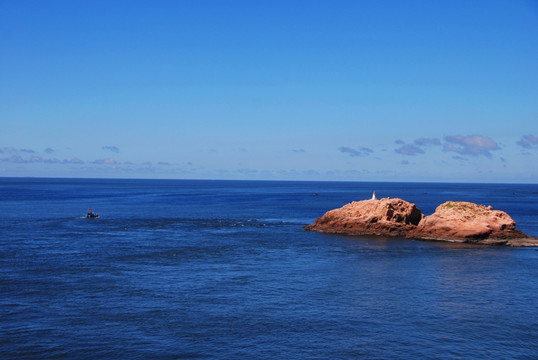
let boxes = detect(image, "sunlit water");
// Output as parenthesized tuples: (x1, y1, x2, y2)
(1, 178, 537, 359)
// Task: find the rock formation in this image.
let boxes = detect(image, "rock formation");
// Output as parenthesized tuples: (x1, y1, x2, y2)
(408, 201, 536, 246)
(305, 197, 538, 247)
(304, 197, 423, 237)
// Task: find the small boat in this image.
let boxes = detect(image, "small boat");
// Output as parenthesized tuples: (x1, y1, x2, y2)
(85, 208, 99, 218)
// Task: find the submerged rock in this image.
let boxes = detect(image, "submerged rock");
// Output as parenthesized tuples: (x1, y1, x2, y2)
(304, 197, 423, 237)
(305, 197, 538, 247)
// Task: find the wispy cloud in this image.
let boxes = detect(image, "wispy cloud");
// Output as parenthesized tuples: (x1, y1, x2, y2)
(338, 146, 374, 157)
(443, 135, 500, 157)
(2, 155, 38, 163)
(395, 144, 424, 156)
(292, 149, 306, 153)
(44, 158, 85, 164)
(414, 138, 441, 146)
(102, 146, 120, 153)
(1, 147, 50, 156)
(394, 138, 439, 156)
(64, 158, 84, 164)
(237, 168, 259, 175)
(0, 147, 25, 154)
(1, 154, 85, 164)
(92, 158, 121, 165)
(516, 134, 538, 149)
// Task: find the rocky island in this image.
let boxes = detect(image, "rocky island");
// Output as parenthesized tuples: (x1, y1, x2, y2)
(305, 194, 538, 246)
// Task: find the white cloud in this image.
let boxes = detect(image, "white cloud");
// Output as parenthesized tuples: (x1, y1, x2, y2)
(395, 144, 425, 156)
(443, 135, 500, 157)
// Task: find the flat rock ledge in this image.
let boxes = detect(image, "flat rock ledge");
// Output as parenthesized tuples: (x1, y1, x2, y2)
(305, 198, 538, 247)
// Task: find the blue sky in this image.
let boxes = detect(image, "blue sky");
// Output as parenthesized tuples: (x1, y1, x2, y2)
(1, 0, 537, 182)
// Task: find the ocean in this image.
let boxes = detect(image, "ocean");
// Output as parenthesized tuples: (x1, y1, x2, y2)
(1, 178, 537, 359)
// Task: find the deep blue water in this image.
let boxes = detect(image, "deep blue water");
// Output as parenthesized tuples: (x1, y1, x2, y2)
(1, 178, 537, 359)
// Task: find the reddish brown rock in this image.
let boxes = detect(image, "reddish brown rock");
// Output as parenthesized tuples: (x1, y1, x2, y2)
(306, 197, 538, 247)
(407, 201, 537, 246)
(304, 197, 423, 237)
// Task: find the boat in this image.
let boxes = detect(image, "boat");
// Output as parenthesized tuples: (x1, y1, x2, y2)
(85, 208, 99, 218)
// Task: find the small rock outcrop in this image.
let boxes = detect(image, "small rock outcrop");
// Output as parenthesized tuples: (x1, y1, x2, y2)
(305, 197, 538, 246)
(304, 197, 423, 237)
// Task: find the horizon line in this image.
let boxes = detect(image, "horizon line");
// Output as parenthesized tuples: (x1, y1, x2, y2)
(0, 175, 536, 186)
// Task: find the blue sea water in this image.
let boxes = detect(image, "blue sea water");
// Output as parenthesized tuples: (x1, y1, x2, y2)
(1, 178, 537, 359)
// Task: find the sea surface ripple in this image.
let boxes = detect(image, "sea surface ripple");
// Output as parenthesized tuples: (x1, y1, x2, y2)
(1, 178, 537, 359)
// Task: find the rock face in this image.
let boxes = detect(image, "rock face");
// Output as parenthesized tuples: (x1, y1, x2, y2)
(408, 201, 535, 246)
(305, 198, 538, 247)
(304, 198, 423, 237)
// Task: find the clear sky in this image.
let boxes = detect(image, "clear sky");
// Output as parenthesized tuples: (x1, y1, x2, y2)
(1, 0, 537, 182)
